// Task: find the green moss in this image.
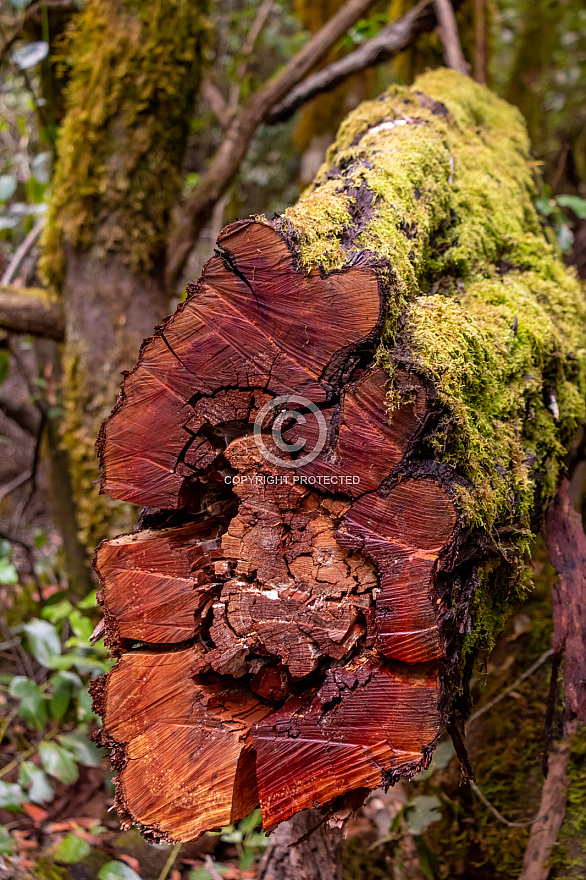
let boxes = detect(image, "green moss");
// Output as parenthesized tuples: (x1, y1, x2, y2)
(40, 0, 209, 287)
(285, 70, 586, 664)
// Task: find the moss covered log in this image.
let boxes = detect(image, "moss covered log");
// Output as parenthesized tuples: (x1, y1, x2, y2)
(40, 0, 208, 550)
(92, 70, 585, 843)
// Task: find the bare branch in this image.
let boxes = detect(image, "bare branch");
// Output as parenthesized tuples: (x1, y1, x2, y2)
(0, 387, 41, 435)
(268, 0, 435, 125)
(201, 79, 230, 130)
(0, 286, 64, 340)
(433, 0, 469, 74)
(165, 0, 380, 289)
(518, 731, 575, 880)
(228, 0, 274, 114)
(1, 218, 43, 285)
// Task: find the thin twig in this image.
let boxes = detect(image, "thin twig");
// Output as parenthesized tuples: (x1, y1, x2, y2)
(202, 79, 230, 129)
(158, 842, 182, 880)
(0, 728, 58, 779)
(0, 620, 36, 682)
(0, 470, 32, 506)
(204, 855, 225, 880)
(433, 0, 469, 74)
(13, 410, 47, 530)
(467, 648, 554, 725)
(228, 0, 274, 114)
(1, 219, 44, 285)
(469, 779, 538, 828)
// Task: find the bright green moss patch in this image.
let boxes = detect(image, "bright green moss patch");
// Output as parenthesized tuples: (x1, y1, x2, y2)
(40, 0, 208, 287)
(285, 68, 586, 667)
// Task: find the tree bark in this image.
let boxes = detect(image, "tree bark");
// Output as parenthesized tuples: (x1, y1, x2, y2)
(90, 69, 586, 861)
(258, 811, 342, 880)
(0, 286, 64, 340)
(39, 0, 209, 551)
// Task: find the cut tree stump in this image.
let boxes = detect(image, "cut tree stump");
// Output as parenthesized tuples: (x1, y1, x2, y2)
(91, 70, 586, 844)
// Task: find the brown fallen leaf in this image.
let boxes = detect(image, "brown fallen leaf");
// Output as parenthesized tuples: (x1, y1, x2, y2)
(22, 803, 48, 823)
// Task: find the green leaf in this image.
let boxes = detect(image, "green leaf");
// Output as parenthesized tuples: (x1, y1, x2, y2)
(0, 175, 17, 202)
(239, 807, 262, 836)
(24, 619, 61, 668)
(415, 740, 455, 781)
(42, 599, 74, 624)
(405, 795, 443, 836)
(69, 609, 94, 642)
(97, 861, 144, 880)
(0, 781, 27, 809)
(0, 556, 18, 584)
(58, 732, 103, 767)
(77, 590, 99, 610)
(70, 654, 113, 675)
(0, 827, 15, 854)
(76, 685, 98, 723)
(49, 671, 80, 720)
(557, 194, 586, 220)
(535, 196, 557, 217)
(54, 833, 91, 864)
(239, 848, 256, 870)
(0, 351, 9, 386)
(9, 675, 47, 730)
(188, 868, 228, 880)
(39, 741, 79, 785)
(19, 761, 54, 805)
(558, 223, 574, 253)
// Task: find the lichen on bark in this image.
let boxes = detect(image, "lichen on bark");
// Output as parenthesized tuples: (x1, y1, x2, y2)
(283, 68, 586, 660)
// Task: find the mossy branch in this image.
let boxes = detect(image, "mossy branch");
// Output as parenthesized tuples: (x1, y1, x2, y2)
(0, 286, 64, 340)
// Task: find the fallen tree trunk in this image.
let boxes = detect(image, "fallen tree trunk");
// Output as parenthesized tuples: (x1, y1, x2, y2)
(91, 69, 586, 847)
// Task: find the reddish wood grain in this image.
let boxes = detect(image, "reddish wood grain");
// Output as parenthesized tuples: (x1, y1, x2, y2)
(98, 219, 382, 509)
(254, 655, 442, 826)
(97, 649, 270, 841)
(95, 217, 459, 841)
(96, 520, 223, 650)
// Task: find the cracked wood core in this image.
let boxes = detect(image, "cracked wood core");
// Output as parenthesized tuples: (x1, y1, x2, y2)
(93, 218, 458, 842)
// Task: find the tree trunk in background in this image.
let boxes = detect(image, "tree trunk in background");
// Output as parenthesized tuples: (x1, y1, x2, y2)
(258, 811, 343, 880)
(34, 339, 94, 599)
(90, 71, 586, 880)
(39, 0, 208, 554)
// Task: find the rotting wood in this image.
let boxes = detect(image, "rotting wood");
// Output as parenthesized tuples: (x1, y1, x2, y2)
(91, 70, 586, 843)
